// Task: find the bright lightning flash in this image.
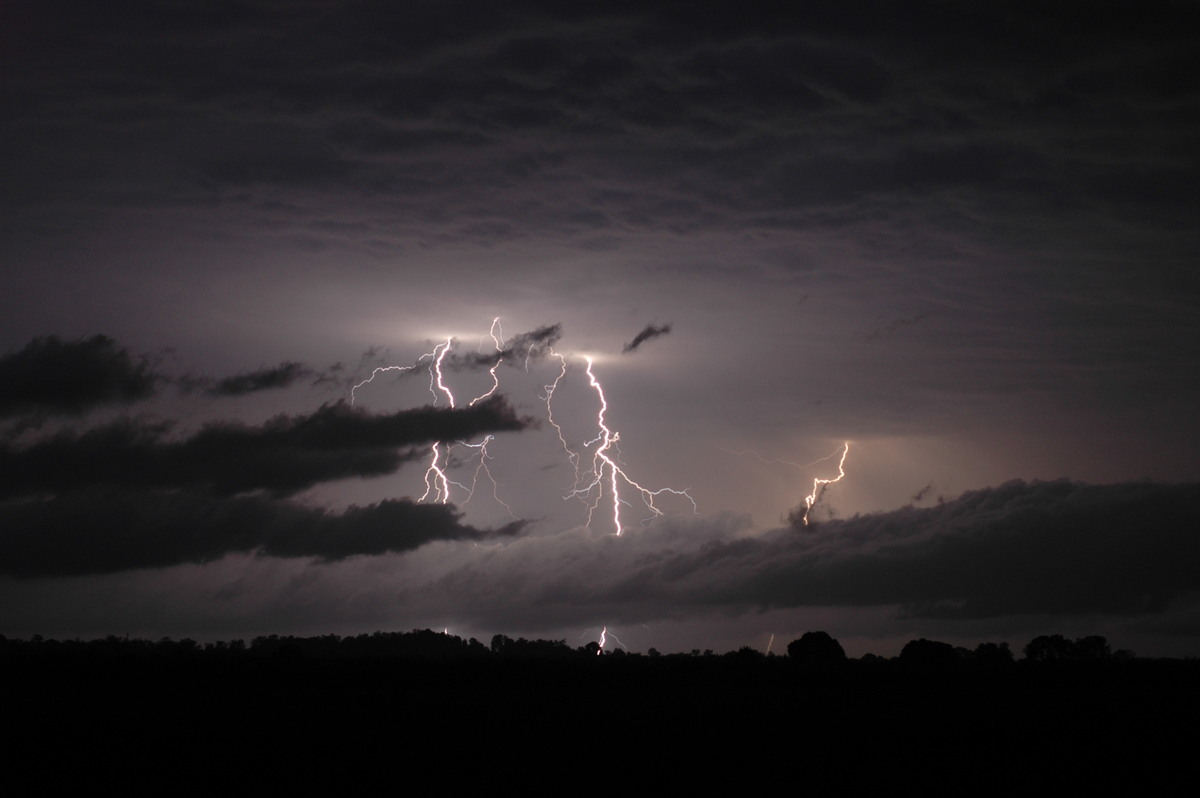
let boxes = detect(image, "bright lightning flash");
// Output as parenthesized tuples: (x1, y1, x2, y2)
(354, 319, 516, 510)
(353, 319, 696, 531)
(802, 441, 850, 525)
(563, 356, 696, 535)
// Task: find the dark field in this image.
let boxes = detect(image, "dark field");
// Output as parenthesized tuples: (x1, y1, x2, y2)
(5, 632, 1197, 793)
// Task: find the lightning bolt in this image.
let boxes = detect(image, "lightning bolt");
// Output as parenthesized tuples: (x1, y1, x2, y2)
(350, 338, 451, 406)
(350, 364, 417, 405)
(419, 442, 453, 503)
(562, 356, 696, 535)
(470, 317, 504, 406)
(802, 441, 850, 525)
(456, 434, 516, 519)
(415, 339, 458, 502)
(478, 316, 505, 353)
(353, 323, 514, 510)
(353, 320, 695, 529)
(597, 625, 607, 655)
(428, 338, 455, 407)
(606, 627, 628, 651)
(541, 349, 580, 479)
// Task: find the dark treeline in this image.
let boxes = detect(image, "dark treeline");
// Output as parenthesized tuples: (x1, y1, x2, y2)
(0, 628, 1154, 664)
(5, 629, 1196, 792)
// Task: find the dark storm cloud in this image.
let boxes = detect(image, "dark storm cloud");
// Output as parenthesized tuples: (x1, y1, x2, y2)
(0, 335, 159, 418)
(623, 480, 1200, 619)
(622, 324, 672, 354)
(4, 0, 1198, 422)
(8, 0, 1195, 238)
(420, 480, 1200, 631)
(0, 489, 523, 578)
(207, 362, 312, 396)
(0, 396, 528, 498)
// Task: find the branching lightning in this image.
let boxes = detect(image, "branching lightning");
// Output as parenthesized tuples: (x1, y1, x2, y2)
(541, 349, 580, 478)
(350, 339, 450, 407)
(352, 321, 515, 510)
(559, 356, 696, 535)
(594, 625, 628, 655)
(352, 318, 697, 531)
(723, 441, 852, 526)
(417, 338, 457, 502)
(802, 441, 850, 525)
(350, 364, 418, 406)
(456, 434, 516, 519)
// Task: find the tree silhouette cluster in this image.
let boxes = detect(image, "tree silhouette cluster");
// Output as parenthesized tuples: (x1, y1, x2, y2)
(3, 627, 1196, 793)
(0, 627, 1152, 669)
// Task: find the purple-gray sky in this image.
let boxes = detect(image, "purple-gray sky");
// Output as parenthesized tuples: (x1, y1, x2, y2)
(3, 0, 1199, 656)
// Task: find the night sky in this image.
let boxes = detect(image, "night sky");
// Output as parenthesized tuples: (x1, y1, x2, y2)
(3, 0, 1199, 657)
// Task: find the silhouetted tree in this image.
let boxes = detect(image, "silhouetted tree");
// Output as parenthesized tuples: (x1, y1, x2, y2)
(1074, 635, 1112, 661)
(899, 638, 960, 668)
(972, 642, 1014, 666)
(1024, 634, 1075, 662)
(787, 631, 847, 667)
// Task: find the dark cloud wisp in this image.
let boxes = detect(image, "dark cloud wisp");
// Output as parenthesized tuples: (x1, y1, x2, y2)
(622, 323, 672, 354)
(207, 362, 313, 396)
(453, 323, 564, 370)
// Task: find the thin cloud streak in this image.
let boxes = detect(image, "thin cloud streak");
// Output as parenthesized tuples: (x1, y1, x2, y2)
(207, 362, 313, 396)
(622, 323, 672, 354)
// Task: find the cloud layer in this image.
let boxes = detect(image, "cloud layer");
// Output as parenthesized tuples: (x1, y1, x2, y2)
(398, 480, 1200, 630)
(0, 395, 526, 498)
(0, 489, 522, 578)
(0, 331, 534, 572)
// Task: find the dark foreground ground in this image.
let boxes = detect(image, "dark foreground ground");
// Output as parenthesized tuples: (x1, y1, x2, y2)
(4, 640, 1197, 794)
